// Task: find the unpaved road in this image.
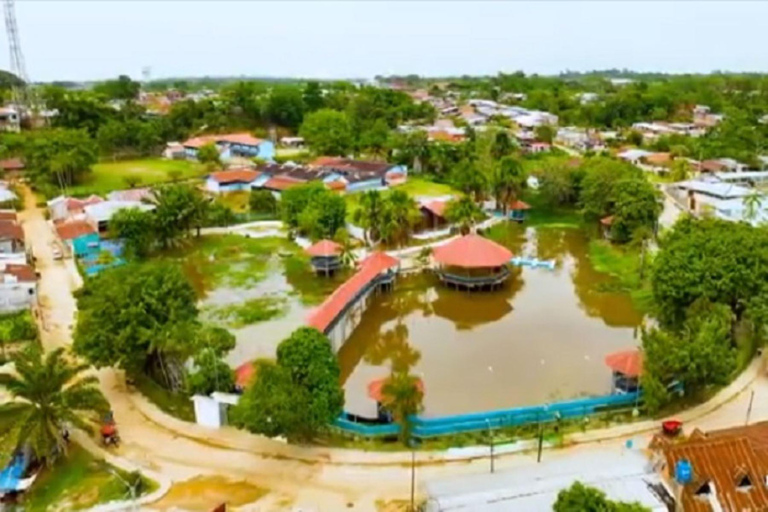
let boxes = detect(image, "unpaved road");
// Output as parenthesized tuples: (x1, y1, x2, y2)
(18, 185, 768, 511)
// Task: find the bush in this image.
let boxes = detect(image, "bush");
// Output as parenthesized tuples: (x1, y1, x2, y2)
(249, 189, 277, 215)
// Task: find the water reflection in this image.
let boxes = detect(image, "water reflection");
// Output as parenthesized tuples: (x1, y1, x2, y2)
(341, 226, 645, 417)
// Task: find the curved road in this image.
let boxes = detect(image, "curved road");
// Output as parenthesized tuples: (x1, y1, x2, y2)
(19, 186, 768, 511)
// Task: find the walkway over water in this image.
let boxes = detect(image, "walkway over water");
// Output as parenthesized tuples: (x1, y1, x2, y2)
(307, 252, 399, 352)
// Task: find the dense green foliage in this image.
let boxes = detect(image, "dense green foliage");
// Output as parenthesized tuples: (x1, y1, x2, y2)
(445, 196, 485, 234)
(280, 183, 346, 240)
(232, 327, 344, 442)
(299, 109, 354, 156)
(382, 371, 424, 443)
(249, 189, 278, 215)
(352, 189, 421, 246)
(110, 207, 156, 258)
(0, 346, 108, 466)
(553, 481, 650, 512)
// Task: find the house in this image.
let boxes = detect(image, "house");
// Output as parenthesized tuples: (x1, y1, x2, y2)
(309, 157, 407, 193)
(47, 195, 103, 222)
(618, 149, 653, 165)
(261, 175, 306, 198)
(651, 422, 768, 512)
(106, 188, 154, 203)
(0, 158, 24, 172)
(0, 221, 24, 257)
(204, 169, 262, 194)
(83, 200, 154, 233)
(672, 179, 752, 218)
(697, 158, 747, 174)
(162, 142, 186, 160)
(693, 105, 724, 128)
(54, 220, 99, 257)
(0, 264, 37, 312)
(279, 136, 305, 148)
(524, 142, 551, 154)
(425, 449, 671, 512)
(0, 107, 20, 133)
(182, 133, 275, 162)
(418, 199, 449, 232)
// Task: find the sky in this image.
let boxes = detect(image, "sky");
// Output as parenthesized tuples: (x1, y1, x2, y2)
(7, 1, 768, 82)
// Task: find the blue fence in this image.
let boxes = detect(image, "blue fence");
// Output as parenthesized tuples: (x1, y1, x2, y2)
(334, 391, 641, 439)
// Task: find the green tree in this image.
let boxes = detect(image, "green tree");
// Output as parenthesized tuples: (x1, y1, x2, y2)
(334, 227, 358, 268)
(353, 189, 386, 245)
(302, 81, 325, 112)
(281, 183, 346, 239)
(359, 119, 391, 157)
(450, 159, 487, 199)
(299, 109, 354, 156)
(743, 190, 763, 224)
(445, 196, 485, 234)
(263, 85, 305, 130)
(534, 124, 556, 144)
(381, 371, 424, 443)
(669, 158, 691, 182)
(553, 481, 650, 512)
(609, 179, 661, 243)
(74, 263, 198, 385)
(537, 160, 583, 207)
(22, 129, 98, 188)
(249, 189, 278, 216)
(110, 207, 156, 259)
(379, 190, 421, 246)
(651, 217, 768, 326)
(491, 155, 526, 213)
(641, 300, 736, 412)
(147, 184, 209, 246)
(232, 327, 344, 442)
(579, 157, 641, 221)
(187, 350, 235, 396)
(491, 130, 515, 159)
(93, 75, 141, 101)
(197, 142, 221, 168)
(0, 346, 109, 465)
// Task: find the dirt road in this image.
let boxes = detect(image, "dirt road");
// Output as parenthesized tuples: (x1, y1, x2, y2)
(19, 185, 768, 511)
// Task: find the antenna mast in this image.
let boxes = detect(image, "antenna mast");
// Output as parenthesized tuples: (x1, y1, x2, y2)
(3, 0, 30, 113)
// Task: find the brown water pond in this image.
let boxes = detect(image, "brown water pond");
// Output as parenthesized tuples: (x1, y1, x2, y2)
(338, 225, 644, 417)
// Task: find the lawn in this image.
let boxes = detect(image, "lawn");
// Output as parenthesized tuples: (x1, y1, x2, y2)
(22, 444, 157, 511)
(68, 158, 206, 197)
(133, 373, 195, 422)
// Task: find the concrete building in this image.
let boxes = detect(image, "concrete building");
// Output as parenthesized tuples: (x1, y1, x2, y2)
(55, 220, 100, 257)
(83, 201, 154, 233)
(204, 169, 262, 194)
(182, 133, 275, 162)
(0, 264, 37, 312)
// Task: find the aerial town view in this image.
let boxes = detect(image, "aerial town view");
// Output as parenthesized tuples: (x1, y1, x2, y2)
(0, 0, 767, 510)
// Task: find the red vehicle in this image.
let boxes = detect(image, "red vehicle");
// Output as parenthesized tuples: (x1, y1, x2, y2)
(662, 419, 683, 437)
(101, 413, 120, 447)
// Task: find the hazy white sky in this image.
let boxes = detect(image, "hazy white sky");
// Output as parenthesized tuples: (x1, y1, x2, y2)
(7, 1, 768, 82)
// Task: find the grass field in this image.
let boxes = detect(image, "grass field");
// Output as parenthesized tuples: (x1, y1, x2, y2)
(23, 444, 157, 511)
(69, 158, 206, 197)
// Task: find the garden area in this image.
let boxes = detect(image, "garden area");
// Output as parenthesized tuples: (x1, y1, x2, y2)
(67, 158, 206, 197)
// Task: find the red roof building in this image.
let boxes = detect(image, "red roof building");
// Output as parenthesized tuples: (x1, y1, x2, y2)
(183, 132, 265, 149)
(508, 200, 531, 211)
(4, 264, 36, 282)
(235, 361, 255, 389)
(306, 240, 341, 257)
(0, 158, 24, 171)
(368, 376, 424, 403)
(55, 220, 97, 241)
(433, 234, 512, 268)
(263, 175, 306, 192)
(208, 169, 261, 185)
(307, 251, 399, 334)
(0, 220, 23, 242)
(604, 349, 643, 378)
(0, 210, 17, 222)
(420, 200, 448, 219)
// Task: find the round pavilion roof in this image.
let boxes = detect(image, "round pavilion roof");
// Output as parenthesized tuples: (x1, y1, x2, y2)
(432, 234, 513, 268)
(604, 349, 643, 378)
(306, 239, 342, 257)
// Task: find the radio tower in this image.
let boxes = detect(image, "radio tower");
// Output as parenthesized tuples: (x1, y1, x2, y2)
(3, 0, 30, 113)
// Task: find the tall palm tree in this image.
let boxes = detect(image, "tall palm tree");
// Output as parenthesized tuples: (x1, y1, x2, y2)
(353, 190, 385, 246)
(445, 196, 485, 235)
(333, 228, 358, 269)
(492, 156, 526, 214)
(0, 346, 108, 465)
(381, 191, 421, 247)
(382, 371, 424, 444)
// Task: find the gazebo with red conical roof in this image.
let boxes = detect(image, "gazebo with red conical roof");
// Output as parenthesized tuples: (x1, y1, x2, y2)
(605, 349, 643, 393)
(432, 234, 514, 291)
(305, 239, 342, 276)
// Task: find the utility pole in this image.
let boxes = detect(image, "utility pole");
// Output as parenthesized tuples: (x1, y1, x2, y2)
(486, 418, 495, 473)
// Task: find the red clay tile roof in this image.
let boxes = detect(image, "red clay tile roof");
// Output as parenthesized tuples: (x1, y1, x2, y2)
(432, 234, 512, 268)
(310, 156, 345, 167)
(325, 180, 347, 192)
(700, 160, 727, 173)
(368, 376, 424, 403)
(263, 175, 306, 191)
(108, 188, 154, 202)
(604, 349, 643, 377)
(209, 169, 261, 185)
(700, 422, 768, 455)
(661, 436, 768, 512)
(0, 210, 17, 221)
(4, 264, 35, 282)
(67, 195, 103, 212)
(0, 158, 24, 170)
(508, 200, 531, 211)
(307, 252, 399, 333)
(420, 200, 448, 218)
(310, 157, 392, 174)
(235, 361, 255, 389)
(55, 220, 97, 241)
(306, 240, 341, 257)
(0, 220, 23, 241)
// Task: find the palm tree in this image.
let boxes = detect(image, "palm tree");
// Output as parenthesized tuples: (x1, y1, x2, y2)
(381, 371, 424, 444)
(445, 196, 485, 235)
(381, 191, 421, 247)
(353, 190, 385, 246)
(333, 228, 358, 269)
(0, 346, 108, 465)
(743, 191, 763, 224)
(492, 156, 526, 214)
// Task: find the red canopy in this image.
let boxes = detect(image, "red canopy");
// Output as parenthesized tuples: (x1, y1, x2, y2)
(368, 376, 424, 403)
(306, 239, 341, 257)
(508, 200, 531, 211)
(432, 234, 513, 268)
(600, 215, 615, 226)
(604, 349, 643, 377)
(235, 361, 256, 389)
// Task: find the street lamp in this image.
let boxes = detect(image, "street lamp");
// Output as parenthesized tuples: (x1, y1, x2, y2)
(408, 437, 420, 512)
(485, 418, 495, 473)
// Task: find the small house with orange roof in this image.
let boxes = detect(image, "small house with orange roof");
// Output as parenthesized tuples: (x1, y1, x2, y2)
(507, 200, 531, 222)
(418, 199, 450, 232)
(55, 220, 99, 257)
(432, 234, 514, 291)
(182, 132, 275, 162)
(0, 263, 37, 312)
(309, 157, 407, 193)
(306, 239, 342, 276)
(204, 169, 262, 194)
